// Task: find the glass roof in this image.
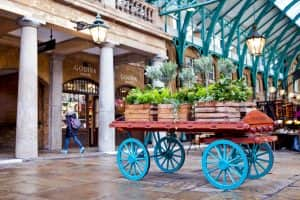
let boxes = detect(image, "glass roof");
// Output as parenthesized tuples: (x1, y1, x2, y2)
(275, 0, 300, 27)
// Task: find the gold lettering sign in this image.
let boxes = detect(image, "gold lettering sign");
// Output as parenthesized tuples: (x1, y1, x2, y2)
(120, 74, 138, 84)
(73, 63, 96, 75)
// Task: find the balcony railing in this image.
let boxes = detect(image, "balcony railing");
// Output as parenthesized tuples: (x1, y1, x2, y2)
(115, 0, 155, 23)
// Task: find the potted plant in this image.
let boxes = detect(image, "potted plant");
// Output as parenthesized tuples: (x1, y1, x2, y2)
(193, 77, 253, 122)
(125, 88, 159, 121)
(174, 87, 196, 121)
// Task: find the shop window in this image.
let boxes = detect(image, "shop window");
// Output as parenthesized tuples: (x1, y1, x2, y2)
(63, 78, 98, 96)
(62, 93, 87, 129)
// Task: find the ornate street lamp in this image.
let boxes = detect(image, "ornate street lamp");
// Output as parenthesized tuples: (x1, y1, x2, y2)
(72, 13, 109, 44)
(246, 24, 266, 56)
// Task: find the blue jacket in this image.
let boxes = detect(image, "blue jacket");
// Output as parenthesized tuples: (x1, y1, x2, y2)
(66, 114, 78, 137)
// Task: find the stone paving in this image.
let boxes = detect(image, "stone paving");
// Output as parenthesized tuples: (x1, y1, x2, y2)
(0, 150, 299, 200)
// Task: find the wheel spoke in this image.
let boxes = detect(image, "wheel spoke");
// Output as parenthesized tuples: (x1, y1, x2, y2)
(171, 157, 179, 165)
(208, 167, 219, 173)
(215, 169, 223, 180)
(129, 164, 133, 175)
(228, 156, 242, 164)
(133, 163, 137, 176)
(253, 162, 259, 175)
(227, 168, 236, 184)
(173, 154, 182, 158)
(123, 161, 130, 169)
(230, 166, 242, 177)
(214, 146, 222, 159)
(161, 157, 168, 167)
(208, 151, 219, 161)
(169, 159, 175, 169)
(170, 142, 177, 151)
(257, 151, 268, 157)
(227, 148, 234, 160)
(255, 160, 266, 171)
(136, 157, 146, 161)
(223, 144, 227, 160)
(223, 170, 227, 185)
(256, 158, 269, 163)
(173, 148, 181, 153)
(134, 163, 142, 175)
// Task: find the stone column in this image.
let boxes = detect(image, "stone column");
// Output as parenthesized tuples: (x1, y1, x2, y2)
(16, 17, 40, 159)
(151, 54, 168, 88)
(48, 55, 64, 151)
(98, 42, 115, 152)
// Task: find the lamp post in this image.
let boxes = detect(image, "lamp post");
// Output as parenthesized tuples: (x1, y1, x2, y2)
(246, 24, 266, 56)
(72, 13, 109, 44)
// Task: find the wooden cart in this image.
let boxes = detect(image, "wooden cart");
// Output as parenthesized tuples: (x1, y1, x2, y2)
(110, 110, 277, 190)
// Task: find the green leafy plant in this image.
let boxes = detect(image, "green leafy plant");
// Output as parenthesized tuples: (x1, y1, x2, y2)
(217, 58, 236, 78)
(208, 76, 252, 102)
(179, 68, 196, 88)
(125, 88, 172, 105)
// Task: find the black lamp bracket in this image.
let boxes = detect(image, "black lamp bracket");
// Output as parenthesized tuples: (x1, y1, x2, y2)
(70, 20, 90, 31)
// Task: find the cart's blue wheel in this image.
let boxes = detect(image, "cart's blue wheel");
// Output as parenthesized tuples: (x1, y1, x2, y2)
(117, 138, 150, 181)
(243, 143, 274, 179)
(154, 136, 185, 173)
(202, 139, 248, 190)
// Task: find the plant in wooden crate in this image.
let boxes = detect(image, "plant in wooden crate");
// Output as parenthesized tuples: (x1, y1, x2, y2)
(194, 76, 253, 122)
(173, 87, 196, 121)
(124, 88, 159, 121)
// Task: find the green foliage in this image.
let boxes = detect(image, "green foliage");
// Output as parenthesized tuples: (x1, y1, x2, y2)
(174, 87, 196, 104)
(125, 88, 172, 105)
(217, 58, 236, 78)
(208, 76, 252, 102)
(179, 68, 196, 88)
(145, 66, 162, 80)
(159, 61, 177, 85)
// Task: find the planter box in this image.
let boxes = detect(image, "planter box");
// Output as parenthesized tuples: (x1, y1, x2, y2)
(158, 103, 191, 121)
(194, 101, 241, 122)
(125, 104, 157, 121)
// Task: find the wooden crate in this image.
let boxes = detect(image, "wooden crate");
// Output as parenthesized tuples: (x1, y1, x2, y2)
(194, 101, 241, 122)
(157, 103, 192, 121)
(124, 104, 157, 121)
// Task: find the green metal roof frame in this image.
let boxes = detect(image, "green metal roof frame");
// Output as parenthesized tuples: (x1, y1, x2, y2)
(150, 0, 300, 95)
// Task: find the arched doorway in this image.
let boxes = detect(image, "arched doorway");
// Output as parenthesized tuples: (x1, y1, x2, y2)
(62, 78, 99, 147)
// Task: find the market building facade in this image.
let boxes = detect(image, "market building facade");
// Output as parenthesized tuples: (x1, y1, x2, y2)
(0, 0, 299, 159)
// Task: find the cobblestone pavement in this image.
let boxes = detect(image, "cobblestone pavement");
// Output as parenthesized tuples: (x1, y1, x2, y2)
(0, 150, 299, 200)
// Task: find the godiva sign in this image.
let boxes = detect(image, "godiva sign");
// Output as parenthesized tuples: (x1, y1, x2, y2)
(73, 62, 96, 77)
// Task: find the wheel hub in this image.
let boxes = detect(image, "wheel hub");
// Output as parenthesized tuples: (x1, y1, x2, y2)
(128, 155, 136, 164)
(218, 160, 229, 170)
(165, 151, 174, 159)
